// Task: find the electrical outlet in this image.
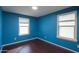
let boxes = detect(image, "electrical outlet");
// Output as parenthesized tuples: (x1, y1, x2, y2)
(14, 37, 16, 40)
(77, 45, 79, 48)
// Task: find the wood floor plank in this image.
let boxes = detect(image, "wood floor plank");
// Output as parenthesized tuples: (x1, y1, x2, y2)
(2, 39, 73, 53)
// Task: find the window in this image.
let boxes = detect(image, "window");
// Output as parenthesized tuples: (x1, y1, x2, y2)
(57, 11, 77, 42)
(19, 17, 29, 36)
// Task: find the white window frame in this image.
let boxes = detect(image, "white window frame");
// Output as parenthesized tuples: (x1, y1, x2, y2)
(19, 17, 30, 36)
(57, 11, 77, 42)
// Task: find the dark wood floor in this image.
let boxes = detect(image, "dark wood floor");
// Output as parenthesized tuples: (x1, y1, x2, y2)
(2, 39, 73, 53)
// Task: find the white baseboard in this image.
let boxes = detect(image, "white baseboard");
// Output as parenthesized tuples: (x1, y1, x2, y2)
(2, 37, 37, 47)
(1, 37, 78, 53)
(1, 37, 37, 52)
(36, 37, 78, 53)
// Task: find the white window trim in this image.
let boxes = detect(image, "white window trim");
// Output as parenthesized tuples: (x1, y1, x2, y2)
(19, 17, 30, 36)
(57, 11, 77, 42)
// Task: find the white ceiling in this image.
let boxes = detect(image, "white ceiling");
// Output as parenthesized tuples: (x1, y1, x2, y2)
(2, 6, 70, 17)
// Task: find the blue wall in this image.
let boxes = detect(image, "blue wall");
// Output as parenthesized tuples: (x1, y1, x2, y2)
(38, 7, 79, 52)
(2, 12, 37, 45)
(0, 8, 2, 50)
(1, 7, 79, 52)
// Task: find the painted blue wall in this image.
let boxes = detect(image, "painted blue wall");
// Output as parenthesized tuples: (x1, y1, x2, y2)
(2, 12, 37, 45)
(0, 8, 2, 50)
(38, 7, 79, 52)
(1, 6, 79, 52)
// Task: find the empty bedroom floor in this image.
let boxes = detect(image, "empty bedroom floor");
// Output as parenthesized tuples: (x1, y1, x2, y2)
(2, 39, 73, 53)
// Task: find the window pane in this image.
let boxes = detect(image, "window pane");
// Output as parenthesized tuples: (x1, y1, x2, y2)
(57, 11, 77, 42)
(58, 27, 75, 41)
(58, 12, 76, 21)
(19, 17, 29, 23)
(19, 23, 29, 26)
(59, 21, 75, 26)
(19, 27, 29, 35)
(19, 17, 29, 35)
